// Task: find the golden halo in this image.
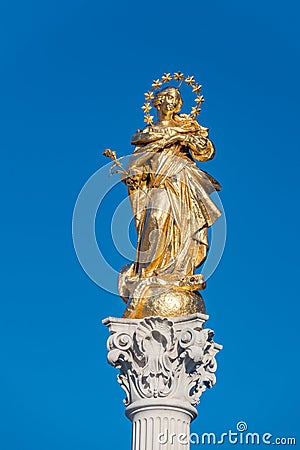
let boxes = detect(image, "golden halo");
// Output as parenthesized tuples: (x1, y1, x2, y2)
(142, 71, 205, 125)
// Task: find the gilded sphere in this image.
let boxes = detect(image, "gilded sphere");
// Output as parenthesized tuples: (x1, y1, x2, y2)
(131, 290, 206, 319)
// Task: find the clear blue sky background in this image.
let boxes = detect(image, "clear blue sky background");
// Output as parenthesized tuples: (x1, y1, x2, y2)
(1, 1, 300, 449)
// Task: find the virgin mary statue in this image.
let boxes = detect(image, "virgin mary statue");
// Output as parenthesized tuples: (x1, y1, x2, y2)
(118, 85, 222, 319)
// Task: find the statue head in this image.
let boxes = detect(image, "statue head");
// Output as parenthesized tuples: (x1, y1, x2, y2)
(152, 87, 183, 115)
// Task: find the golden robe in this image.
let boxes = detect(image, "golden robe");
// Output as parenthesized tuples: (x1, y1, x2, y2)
(119, 115, 221, 312)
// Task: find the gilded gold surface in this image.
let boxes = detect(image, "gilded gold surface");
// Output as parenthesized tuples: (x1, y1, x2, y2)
(103, 73, 221, 319)
(122, 290, 206, 319)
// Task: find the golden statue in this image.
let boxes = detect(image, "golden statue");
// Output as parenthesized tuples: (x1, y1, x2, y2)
(103, 72, 222, 319)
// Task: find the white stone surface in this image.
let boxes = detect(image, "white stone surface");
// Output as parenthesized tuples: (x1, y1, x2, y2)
(103, 313, 222, 450)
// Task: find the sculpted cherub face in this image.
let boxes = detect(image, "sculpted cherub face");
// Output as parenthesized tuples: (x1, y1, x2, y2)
(153, 87, 183, 115)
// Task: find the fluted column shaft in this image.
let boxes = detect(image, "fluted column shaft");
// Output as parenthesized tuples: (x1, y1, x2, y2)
(131, 409, 190, 450)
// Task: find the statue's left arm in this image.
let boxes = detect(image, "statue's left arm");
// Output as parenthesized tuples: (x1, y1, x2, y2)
(185, 126, 215, 162)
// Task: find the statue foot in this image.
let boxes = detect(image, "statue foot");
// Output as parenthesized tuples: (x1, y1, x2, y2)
(177, 274, 206, 291)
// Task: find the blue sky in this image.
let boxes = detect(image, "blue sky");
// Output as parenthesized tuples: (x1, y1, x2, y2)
(1, 0, 300, 449)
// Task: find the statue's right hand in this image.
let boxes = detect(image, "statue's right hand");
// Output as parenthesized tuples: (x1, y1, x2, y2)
(125, 176, 140, 190)
(125, 168, 149, 190)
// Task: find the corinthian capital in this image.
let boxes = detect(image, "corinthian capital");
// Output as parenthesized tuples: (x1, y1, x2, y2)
(103, 314, 222, 410)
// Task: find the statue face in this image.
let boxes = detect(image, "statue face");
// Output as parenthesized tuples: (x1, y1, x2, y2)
(160, 89, 181, 113)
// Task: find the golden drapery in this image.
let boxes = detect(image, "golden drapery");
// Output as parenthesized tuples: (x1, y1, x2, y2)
(119, 115, 222, 314)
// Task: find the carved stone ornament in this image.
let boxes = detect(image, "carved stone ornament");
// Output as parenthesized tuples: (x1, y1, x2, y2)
(103, 314, 222, 411)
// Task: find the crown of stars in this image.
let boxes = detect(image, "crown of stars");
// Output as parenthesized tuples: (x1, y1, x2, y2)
(141, 71, 205, 125)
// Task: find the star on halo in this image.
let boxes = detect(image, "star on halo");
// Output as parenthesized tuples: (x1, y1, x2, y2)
(142, 103, 151, 113)
(173, 71, 184, 81)
(144, 91, 154, 101)
(144, 113, 154, 124)
(192, 83, 202, 94)
(185, 75, 195, 86)
(152, 79, 162, 90)
(161, 73, 172, 83)
(195, 95, 205, 105)
(191, 106, 201, 116)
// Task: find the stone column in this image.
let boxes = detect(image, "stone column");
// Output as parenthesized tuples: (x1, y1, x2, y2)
(103, 313, 222, 450)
